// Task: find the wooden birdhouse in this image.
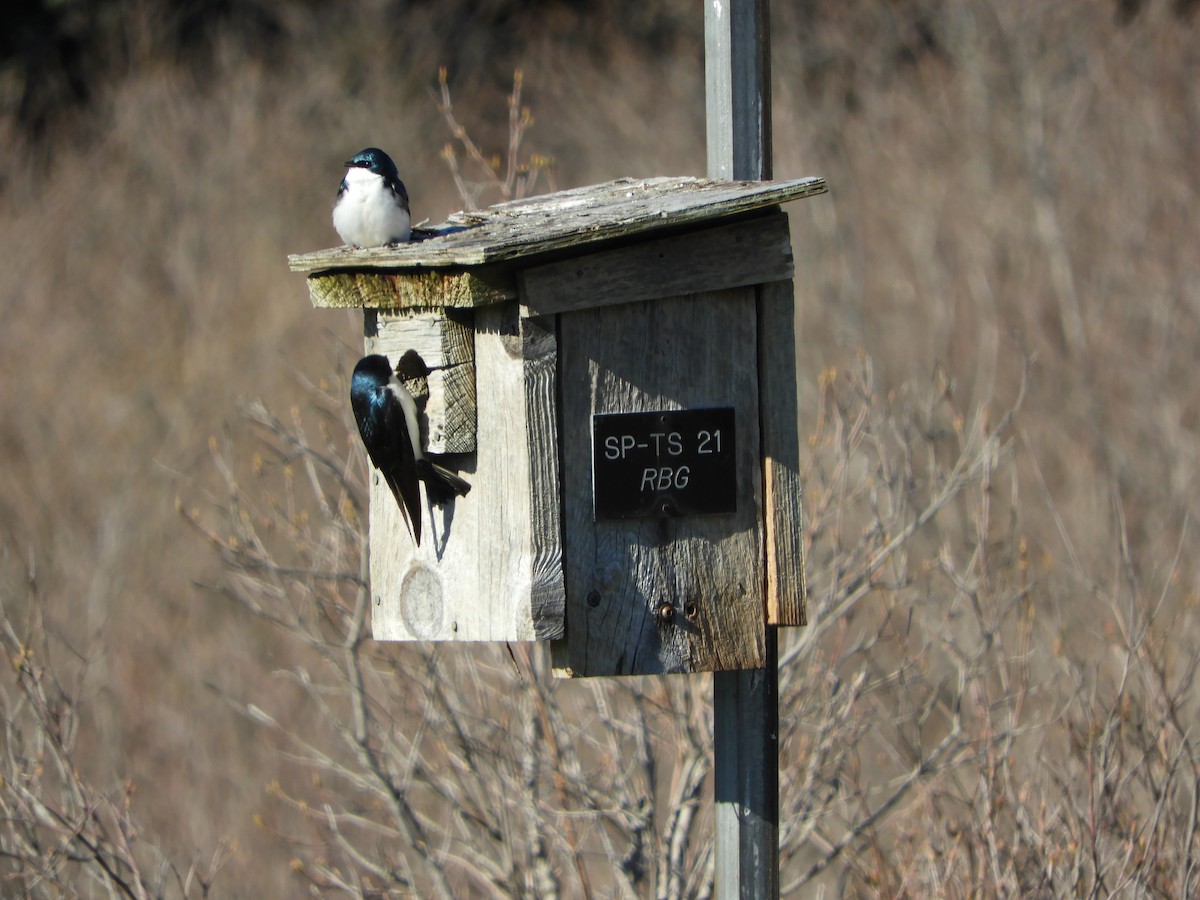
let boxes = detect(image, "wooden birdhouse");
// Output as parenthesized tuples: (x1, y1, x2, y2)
(288, 175, 826, 676)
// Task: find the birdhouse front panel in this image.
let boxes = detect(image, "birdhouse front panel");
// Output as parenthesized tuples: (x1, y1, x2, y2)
(556, 288, 766, 675)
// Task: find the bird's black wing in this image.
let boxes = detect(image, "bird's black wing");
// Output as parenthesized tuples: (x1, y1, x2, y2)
(378, 390, 422, 545)
(387, 177, 410, 208)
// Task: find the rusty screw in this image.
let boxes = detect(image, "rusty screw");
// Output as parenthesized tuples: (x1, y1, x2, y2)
(657, 602, 674, 622)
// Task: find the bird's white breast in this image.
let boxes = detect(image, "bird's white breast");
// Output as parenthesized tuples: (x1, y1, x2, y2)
(333, 168, 412, 247)
(387, 377, 424, 460)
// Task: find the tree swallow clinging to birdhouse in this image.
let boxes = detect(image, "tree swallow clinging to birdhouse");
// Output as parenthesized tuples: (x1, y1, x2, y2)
(350, 354, 470, 545)
(333, 147, 412, 247)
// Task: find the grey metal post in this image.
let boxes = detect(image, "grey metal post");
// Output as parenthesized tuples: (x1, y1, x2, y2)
(706, 0, 779, 897)
(705, 0, 772, 183)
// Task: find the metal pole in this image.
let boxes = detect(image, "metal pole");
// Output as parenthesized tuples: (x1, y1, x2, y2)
(714, 630, 779, 898)
(705, 0, 772, 182)
(706, 1, 779, 897)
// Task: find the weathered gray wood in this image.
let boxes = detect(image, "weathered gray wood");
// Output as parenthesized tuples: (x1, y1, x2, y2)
(289, 176, 824, 274)
(757, 279, 806, 626)
(369, 302, 564, 641)
(518, 312, 567, 639)
(554, 288, 765, 676)
(432, 362, 477, 455)
(368, 309, 474, 367)
(518, 211, 793, 316)
(366, 310, 477, 453)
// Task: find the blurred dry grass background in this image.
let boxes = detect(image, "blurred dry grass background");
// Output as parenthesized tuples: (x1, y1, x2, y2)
(2, 0, 1199, 895)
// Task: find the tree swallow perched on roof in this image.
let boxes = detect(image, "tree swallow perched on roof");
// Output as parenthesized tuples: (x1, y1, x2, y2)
(333, 148, 412, 247)
(350, 354, 470, 545)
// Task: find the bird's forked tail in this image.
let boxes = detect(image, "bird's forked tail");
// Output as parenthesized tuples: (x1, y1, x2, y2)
(417, 459, 471, 506)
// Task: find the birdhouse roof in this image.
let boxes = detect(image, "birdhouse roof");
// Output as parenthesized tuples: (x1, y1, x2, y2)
(288, 175, 826, 273)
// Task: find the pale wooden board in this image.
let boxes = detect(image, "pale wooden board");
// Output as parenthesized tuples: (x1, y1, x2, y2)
(518, 211, 794, 316)
(517, 312, 567, 638)
(289, 176, 826, 273)
(553, 289, 765, 676)
(368, 309, 474, 367)
(369, 304, 564, 641)
(366, 310, 477, 454)
(757, 280, 807, 626)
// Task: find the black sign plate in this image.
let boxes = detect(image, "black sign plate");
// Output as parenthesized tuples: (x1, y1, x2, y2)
(592, 408, 737, 520)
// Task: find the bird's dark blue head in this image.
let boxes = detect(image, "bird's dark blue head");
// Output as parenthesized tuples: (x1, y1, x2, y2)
(345, 147, 401, 181)
(352, 354, 393, 391)
(350, 355, 395, 436)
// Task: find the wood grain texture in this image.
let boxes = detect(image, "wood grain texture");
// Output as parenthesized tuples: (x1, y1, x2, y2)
(430, 363, 477, 454)
(366, 310, 477, 454)
(306, 268, 517, 310)
(553, 289, 765, 676)
(518, 312, 567, 639)
(289, 176, 825, 273)
(757, 279, 807, 626)
(369, 302, 564, 641)
(518, 211, 793, 316)
(368, 309, 474, 367)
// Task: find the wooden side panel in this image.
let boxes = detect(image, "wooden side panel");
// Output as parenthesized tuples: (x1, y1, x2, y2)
(369, 304, 564, 642)
(757, 280, 807, 626)
(518, 212, 794, 316)
(519, 311, 568, 639)
(554, 289, 765, 676)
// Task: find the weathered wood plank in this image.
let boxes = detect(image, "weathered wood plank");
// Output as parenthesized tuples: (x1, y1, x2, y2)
(757, 280, 806, 626)
(430, 362, 477, 455)
(306, 268, 517, 310)
(369, 302, 564, 641)
(518, 211, 793, 316)
(519, 312, 567, 639)
(553, 288, 765, 676)
(368, 309, 474, 367)
(466, 302, 565, 640)
(289, 176, 825, 273)
(366, 310, 477, 454)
